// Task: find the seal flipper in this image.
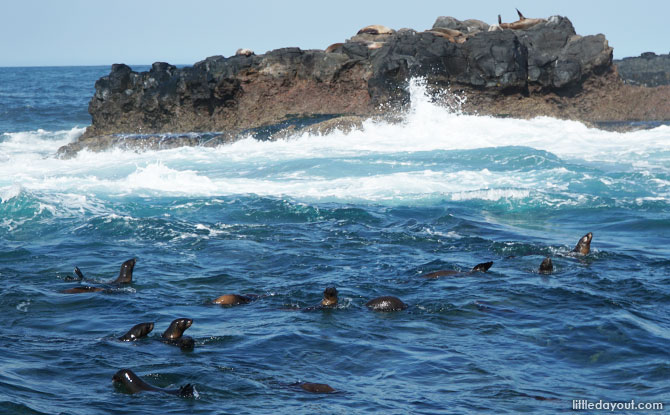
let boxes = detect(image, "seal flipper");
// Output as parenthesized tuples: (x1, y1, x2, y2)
(74, 266, 85, 280)
(118, 322, 154, 341)
(498, 14, 502, 25)
(472, 261, 493, 272)
(516, 9, 525, 20)
(178, 384, 194, 397)
(113, 258, 137, 284)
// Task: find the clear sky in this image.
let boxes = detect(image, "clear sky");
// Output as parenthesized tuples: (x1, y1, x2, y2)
(1, 0, 667, 67)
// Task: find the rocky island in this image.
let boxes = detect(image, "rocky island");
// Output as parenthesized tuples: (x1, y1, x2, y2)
(58, 12, 670, 156)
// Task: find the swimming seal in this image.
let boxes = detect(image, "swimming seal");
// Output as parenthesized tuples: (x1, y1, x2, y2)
(212, 294, 252, 306)
(302, 287, 339, 311)
(320, 287, 338, 307)
(61, 258, 137, 294)
(423, 261, 493, 278)
(298, 382, 336, 393)
(365, 296, 407, 312)
(112, 369, 194, 397)
(539, 257, 553, 274)
(161, 318, 194, 350)
(61, 286, 105, 293)
(573, 232, 593, 255)
(119, 322, 154, 341)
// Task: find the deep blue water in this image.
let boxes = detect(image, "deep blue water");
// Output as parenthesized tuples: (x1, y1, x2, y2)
(0, 66, 669, 414)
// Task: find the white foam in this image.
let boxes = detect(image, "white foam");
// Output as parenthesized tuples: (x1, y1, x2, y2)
(0, 81, 669, 206)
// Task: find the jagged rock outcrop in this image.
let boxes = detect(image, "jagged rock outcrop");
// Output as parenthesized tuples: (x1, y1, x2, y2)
(59, 14, 622, 156)
(615, 52, 670, 87)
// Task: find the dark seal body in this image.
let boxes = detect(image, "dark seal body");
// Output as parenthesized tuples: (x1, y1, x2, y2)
(365, 296, 407, 312)
(299, 382, 336, 393)
(423, 261, 493, 278)
(119, 322, 154, 341)
(112, 369, 193, 397)
(61, 286, 104, 294)
(573, 232, 593, 255)
(212, 294, 252, 306)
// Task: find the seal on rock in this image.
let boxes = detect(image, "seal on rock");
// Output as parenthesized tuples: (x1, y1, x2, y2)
(235, 48, 254, 57)
(422, 261, 493, 278)
(539, 257, 553, 274)
(497, 9, 546, 30)
(112, 369, 194, 397)
(119, 322, 154, 341)
(357, 25, 394, 35)
(425, 27, 467, 43)
(365, 296, 407, 312)
(212, 294, 253, 306)
(325, 43, 344, 53)
(161, 317, 195, 350)
(61, 258, 137, 294)
(573, 232, 593, 255)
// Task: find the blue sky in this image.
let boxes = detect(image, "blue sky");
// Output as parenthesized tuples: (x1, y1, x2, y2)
(1, 0, 667, 66)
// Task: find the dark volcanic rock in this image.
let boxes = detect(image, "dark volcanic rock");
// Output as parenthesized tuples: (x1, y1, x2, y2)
(615, 52, 670, 87)
(60, 15, 619, 156)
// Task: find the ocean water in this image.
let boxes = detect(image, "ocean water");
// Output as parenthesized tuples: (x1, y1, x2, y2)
(1, 66, 669, 414)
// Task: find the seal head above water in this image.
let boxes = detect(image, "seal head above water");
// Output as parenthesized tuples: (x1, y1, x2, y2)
(573, 232, 593, 255)
(161, 318, 195, 350)
(539, 257, 553, 274)
(320, 287, 338, 307)
(162, 318, 192, 340)
(112, 369, 194, 397)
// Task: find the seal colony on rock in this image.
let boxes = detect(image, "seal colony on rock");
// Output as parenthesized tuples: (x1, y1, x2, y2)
(119, 322, 154, 341)
(60, 11, 653, 158)
(61, 258, 137, 294)
(422, 261, 493, 278)
(112, 369, 194, 397)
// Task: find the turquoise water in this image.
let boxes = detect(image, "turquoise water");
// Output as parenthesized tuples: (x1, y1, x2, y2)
(1, 67, 669, 414)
